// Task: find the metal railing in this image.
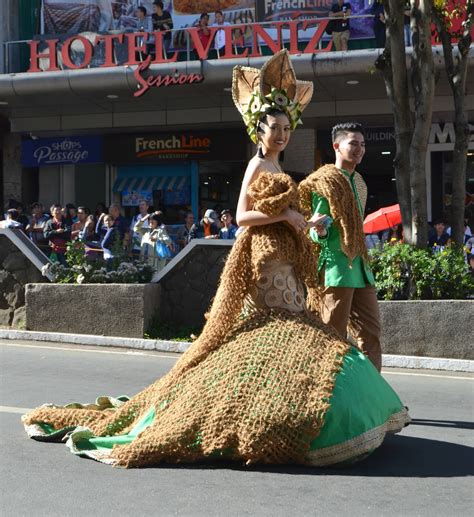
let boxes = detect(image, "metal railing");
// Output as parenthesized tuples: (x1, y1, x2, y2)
(2, 15, 375, 74)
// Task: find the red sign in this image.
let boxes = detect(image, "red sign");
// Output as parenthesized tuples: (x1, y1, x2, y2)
(28, 19, 331, 73)
(133, 57, 204, 97)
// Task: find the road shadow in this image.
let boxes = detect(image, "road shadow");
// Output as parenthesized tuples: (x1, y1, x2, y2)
(156, 434, 474, 478)
(410, 418, 474, 431)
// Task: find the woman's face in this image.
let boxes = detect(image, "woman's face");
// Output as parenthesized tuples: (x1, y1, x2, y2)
(52, 207, 62, 219)
(258, 113, 291, 154)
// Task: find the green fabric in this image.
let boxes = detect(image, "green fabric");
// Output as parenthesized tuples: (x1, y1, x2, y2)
(75, 406, 156, 452)
(36, 348, 404, 461)
(310, 191, 375, 288)
(310, 347, 404, 449)
(70, 348, 403, 457)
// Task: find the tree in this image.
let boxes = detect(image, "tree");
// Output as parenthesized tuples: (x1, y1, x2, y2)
(431, 0, 473, 246)
(376, 0, 436, 247)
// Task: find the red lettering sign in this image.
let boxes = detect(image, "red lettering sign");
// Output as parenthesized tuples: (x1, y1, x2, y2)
(29, 19, 332, 73)
(133, 58, 204, 98)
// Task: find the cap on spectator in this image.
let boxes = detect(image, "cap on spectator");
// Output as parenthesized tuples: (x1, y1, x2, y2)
(204, 209, 218, 223)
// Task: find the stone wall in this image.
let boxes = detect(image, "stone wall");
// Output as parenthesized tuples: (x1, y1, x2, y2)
(26, 283, 161, 338)
(0, 235, 46, 327)
(379, 300, 473, 360)
(158, 242, 232, 328)
(22, 241, 473, 359)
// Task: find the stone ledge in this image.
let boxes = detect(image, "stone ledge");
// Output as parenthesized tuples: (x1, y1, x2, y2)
(379, 300, 473, 360)
(25, 283, 161, 338)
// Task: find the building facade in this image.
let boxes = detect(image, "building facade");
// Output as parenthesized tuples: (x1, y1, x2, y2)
(1, 0, 473, 223)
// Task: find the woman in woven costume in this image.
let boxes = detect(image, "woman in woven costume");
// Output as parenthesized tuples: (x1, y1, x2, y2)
(22, 50, 410, 468)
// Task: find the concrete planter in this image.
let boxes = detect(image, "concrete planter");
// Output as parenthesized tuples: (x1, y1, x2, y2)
(379, 300, 473, 359)
(25, 283, 161, 338)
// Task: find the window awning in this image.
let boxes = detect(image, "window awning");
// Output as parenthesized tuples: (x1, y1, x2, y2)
(112, 175, 190, 192)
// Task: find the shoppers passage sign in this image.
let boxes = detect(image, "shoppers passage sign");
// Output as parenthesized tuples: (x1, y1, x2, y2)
(104, 131, 246, 162)
(22, 136, 102, 166)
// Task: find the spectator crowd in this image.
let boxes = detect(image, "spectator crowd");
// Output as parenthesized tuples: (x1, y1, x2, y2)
(2, 197, 473, 280)
(128, 1, 414, 62)
(1, 199, 239, 275)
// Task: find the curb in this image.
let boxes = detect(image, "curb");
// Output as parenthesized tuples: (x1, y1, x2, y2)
(0, 329, 190, 354)
(1, 328, 473, 373)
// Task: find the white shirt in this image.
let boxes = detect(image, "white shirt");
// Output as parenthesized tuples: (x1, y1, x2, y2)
(131, 214, 150, 250)
(213, 22, 230, 50)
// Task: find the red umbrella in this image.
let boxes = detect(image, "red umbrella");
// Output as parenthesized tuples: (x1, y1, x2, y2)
(363, 204, 402, 234)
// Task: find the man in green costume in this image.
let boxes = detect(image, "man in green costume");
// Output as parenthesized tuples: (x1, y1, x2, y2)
(301, 122, 382, 371)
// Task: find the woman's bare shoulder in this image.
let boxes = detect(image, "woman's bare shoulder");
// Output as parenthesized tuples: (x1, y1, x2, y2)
(244, 156, 267, 181)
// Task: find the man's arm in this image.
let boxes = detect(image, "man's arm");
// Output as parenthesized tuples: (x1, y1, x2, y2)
(309, 194, 332, 244)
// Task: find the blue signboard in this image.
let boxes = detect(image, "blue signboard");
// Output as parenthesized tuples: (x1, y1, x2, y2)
(22, 136, 102, 167)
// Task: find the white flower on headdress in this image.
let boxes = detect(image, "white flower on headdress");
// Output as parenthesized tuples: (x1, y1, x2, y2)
(250, 96, 263, 114)
(273, 92, 289, 107)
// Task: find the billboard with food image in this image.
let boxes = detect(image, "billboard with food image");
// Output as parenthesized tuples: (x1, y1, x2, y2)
(40, 0, 255, 47)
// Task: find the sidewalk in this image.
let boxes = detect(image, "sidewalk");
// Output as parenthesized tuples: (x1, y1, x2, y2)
(1, 328, 472, 373)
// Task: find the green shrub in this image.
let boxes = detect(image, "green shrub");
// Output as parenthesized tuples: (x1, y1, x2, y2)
(369, 243, 473, 300)
(144, 319, 199, 342)
(42, 241, 155, 284)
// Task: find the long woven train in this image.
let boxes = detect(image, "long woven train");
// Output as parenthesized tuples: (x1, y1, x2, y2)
(22, 172, 350, 467)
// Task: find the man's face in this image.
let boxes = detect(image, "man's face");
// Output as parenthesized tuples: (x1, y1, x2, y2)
(215, 12, 223, 24)
(135, 9, 144, 19)
(32, 205, 43, 218)
(185, 214, 194, 225)
(435, 222, 445, 233)
(109, 206, 120, 219)
(139, 201, 149, 214)
(334, 131, 366, 166)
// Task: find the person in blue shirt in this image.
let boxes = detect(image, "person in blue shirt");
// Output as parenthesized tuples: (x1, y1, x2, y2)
(371, 0, 386, 48)
(218, 209, 238, 240)
(101, 214, 117, 268)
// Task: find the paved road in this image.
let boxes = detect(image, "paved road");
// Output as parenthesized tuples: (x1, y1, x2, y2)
(1, 339, 473, 517)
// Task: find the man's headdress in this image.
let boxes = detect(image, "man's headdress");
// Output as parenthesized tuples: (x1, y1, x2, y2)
(232, 49, 314, 143)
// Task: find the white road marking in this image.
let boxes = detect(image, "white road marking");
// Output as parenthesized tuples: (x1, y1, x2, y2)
(0, 406, 31, 414)
(0, 342, 178, 359)
(383, 371, 473, 381)
(1, 343, 472, 381)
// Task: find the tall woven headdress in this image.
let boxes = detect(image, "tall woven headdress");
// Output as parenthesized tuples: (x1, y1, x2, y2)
(232, 49, 313, 144)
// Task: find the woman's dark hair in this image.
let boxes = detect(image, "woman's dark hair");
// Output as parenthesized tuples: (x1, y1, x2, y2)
(215, 10, 223, 16)
(50, 203, 62, 215)
(150, 213, 163, 226)
(256, 108, 288, 158)
(95, 202, 107, 216)
(77, 206, 89, 215)
(200, 12, 209, 20)
(153, 1, 164, 9)
(7, 208, 19, 220)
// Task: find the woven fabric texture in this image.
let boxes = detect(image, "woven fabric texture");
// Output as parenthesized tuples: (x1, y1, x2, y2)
(299, 164, 370, 264)
(23, 172, 350, 467)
